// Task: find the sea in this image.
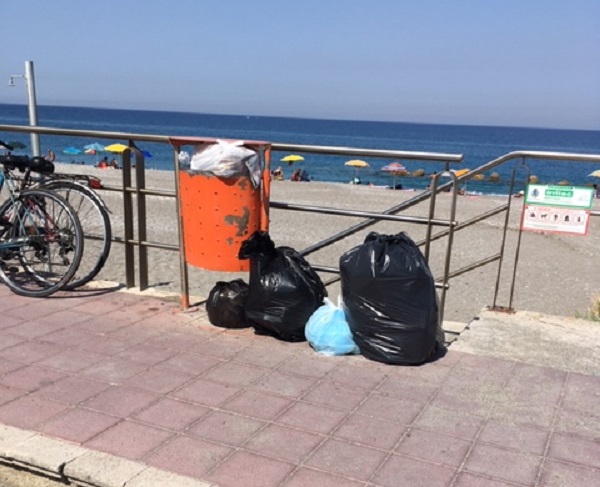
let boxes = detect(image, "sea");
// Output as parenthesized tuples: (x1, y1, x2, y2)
(1, 103, 600, 195)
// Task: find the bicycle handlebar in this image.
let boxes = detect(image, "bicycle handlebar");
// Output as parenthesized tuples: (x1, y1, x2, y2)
(0, 140, 14, 152)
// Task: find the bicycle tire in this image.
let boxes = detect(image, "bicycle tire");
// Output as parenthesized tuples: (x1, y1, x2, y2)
(38, 180, 112, 289)
(0, 189, 84, 297)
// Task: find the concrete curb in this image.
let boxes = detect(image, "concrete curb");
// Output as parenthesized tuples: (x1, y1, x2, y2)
(0, 425, 214, 487)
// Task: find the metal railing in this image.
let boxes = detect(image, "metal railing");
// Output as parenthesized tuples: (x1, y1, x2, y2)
(1, 124, 599, 324)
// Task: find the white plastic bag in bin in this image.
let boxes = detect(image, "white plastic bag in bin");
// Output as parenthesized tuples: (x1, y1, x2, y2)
(190, 139, 262, 188)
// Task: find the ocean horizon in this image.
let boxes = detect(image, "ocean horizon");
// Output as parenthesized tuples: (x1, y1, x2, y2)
(2, 103, 600, 195)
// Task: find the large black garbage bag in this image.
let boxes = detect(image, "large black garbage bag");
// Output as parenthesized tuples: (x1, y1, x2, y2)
(340, 232, 441, 365)
(206, 279, 249, 329)
(239, 231, 327, 342)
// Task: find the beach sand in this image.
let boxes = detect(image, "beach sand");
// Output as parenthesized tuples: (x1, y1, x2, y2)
(54, 163, 600, 324)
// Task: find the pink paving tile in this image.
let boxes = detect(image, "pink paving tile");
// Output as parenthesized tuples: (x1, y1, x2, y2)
(76, 336, 140, 355)
(221, 390, 293, 421)
(489, 401, 556, 429)
(539, 459, 600, 487)
(0, 385, 23, 406)
(561, 388, 600, 415)
(0, 340, 62, 363)
(454, 472, 523, 487)
(34, 375, 111, 404)
(547, 432, 600, 469)
(357, 394, 424, 424)
(146, 331, 212, 352)
(276, 401, 348, 435)
(277, 353, 340, 379)
(133, 398, 210, 431)
(36, 349, 105, 373)
(80, 357, 148, 383)
(207, 450, 294, 487)
(171, 378, 241, 407)
(282, 467, 365, 487)
(115, 343, 177, 366)
(564, 371, 600, 396)
(146, 435, 232, 479)
(373, 454, 456, 487)
(0, 365, 65, 392)
(38, 408, 121, 443)
(250, 370, 316, 398)
(84, 420, 174, 460)
(188, 410, 266, 446)
(431, 385, 500, 417)
(6, 320, 68, 339)
(413, 405, 485, 440)
(464, 443, 542, 485)
(302, 381, 370, 411)
(479, 419, 550, 455)
(0, 358, 24, 375)
(0, 334, 26, 352)
(122, 368, 192, 394)
(36, 327, 98, 347)
(190, 335, 250, 359)
(512, 362, 567, 384)
(157, 351, 223, 375)
(72, 315, 132, 334)
(376, 375, 440, 402)
(324, 363, 388, 390)
(503, 376, 563, 406)
(555, 407, 600, 441)
(202, 361, 267, 387)
(231, 344, 295, 368)
(334, 413, 406, 450)
(102, 304, 166, 324)
(0, 395, 68, 429)
(458, 354, 515, 374)
(306, 438, 388, 482)
(0, 314, 23, 330)
(392, 361, 453, 385)
(5, 303, 57, 321)
(81, 386, 159, 417)
(396, 428, 472, 467)
(244, 423, 324, 463)
(109, 323, 165, 342)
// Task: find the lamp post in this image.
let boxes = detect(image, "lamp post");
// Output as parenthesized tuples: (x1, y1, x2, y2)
(9, 61, 41, 157)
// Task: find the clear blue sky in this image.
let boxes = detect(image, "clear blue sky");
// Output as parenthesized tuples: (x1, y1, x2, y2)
(3, 0, 599, 130)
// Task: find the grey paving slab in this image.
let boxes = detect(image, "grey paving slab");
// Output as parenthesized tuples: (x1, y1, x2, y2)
(63, 451, 146, 487)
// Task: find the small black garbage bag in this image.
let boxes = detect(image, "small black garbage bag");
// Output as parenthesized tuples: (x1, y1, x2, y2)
(239, 231, 327, 342)
(340, 231, 442, 365)
(206, 279, 249, 329)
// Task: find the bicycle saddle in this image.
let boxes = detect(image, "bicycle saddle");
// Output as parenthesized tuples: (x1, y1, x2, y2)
(30, 157, 55, 175)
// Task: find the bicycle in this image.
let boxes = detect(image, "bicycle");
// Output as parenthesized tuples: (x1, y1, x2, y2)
(0, 149, 84, 297)
(0, 141, 112, 289)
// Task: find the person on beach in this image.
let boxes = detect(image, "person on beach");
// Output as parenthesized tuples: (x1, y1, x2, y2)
(109, 158, 120, 169)
(273, 167, 284, 180)
(593, 184, 599, 198)
(291, 169, 302, 181)
(97, 156, 109, 169)
(45, 149, 56, 162)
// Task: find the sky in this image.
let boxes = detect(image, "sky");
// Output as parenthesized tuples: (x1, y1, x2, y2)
(2, 0, 600, 130)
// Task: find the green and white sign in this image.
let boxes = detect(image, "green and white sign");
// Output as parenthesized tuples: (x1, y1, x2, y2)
(521, 184, 594, 236)
(525, 184, 594, 209)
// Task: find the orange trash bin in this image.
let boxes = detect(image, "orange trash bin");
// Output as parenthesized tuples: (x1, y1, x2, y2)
(175, 139, 271, 272)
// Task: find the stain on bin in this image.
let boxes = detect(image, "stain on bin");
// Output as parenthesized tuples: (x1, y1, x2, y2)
(224, 207, 251, 237)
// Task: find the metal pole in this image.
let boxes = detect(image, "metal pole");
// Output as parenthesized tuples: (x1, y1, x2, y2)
(24, 61, 41, 157)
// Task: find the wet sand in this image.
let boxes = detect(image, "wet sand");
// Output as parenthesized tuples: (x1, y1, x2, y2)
(54, 163, 600, 324)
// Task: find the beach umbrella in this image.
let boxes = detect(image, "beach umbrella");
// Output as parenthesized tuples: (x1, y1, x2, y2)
(84, 142, 105, 152)
(63, 146, 82, 155)
(104, 143, 129, 153)
(281, 154, 304, 165)
(345, 159, 370, 179)
(588, 169, 600, 178)
(140, 149, 153, 158)
(381, 162, 408, 187)
(452, 168, 470, 178)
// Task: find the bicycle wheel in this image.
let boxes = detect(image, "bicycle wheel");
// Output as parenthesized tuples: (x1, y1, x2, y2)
(0, 189, 83, 297)
(39, 180, 112, 289)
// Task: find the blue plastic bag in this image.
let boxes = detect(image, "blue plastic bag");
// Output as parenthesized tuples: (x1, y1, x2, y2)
(305, 298, 359, 356)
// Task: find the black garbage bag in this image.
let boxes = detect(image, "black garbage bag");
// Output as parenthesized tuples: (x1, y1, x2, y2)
(340, 231, 442, 365)
(239, 231, 327, 342)
(206, 279, 250, 329)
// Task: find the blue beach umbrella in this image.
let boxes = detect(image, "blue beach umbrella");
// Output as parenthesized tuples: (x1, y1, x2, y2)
(63, 147, 82, 155)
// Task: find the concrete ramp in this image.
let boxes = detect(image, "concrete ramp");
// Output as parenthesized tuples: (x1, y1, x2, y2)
(451, 308, 600, 376)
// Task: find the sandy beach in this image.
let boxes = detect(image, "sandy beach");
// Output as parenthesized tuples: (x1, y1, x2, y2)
(53, 163, 600, 324)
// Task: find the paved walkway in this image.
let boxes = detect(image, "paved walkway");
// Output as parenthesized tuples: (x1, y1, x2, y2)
(1, 285, 599, 487)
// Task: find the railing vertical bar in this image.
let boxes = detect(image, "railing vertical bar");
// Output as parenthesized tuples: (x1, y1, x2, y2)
(133, 144, 149, 291)
(121, 147, 135, 288)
